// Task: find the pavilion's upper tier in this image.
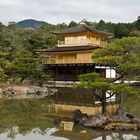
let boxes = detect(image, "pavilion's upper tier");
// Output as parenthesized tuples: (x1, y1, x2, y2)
(53, 24, 113, 47)
(53, 24, 113, 36)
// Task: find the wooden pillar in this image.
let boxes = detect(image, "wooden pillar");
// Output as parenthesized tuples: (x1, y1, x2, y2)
(76, 66, 78, 80)
(56, 66, 59, 80)
(56, 92, 58, 103)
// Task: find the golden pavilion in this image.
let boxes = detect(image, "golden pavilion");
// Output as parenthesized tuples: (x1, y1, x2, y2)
(38, 23, 114, 81)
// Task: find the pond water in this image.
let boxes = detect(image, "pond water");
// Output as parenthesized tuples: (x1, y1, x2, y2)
(0, 95, 140, 140)
(0, 124, 140, 140)
(0, 118, 140, 140)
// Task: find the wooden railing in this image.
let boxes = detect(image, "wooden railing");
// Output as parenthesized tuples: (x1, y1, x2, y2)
(57, 40, 107, 47)
(100, 41, 107, 47)
(42, 59, 56, 64)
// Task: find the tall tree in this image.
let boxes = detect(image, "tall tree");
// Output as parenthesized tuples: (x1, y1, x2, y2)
(68, 21, 78, 28)
(136, 16, 140, 30)
(77, 37, 140, 115)
(6, 47, 49, 84)
(92, 37, 140, 114)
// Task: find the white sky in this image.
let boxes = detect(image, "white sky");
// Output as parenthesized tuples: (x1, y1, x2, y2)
(0, 0, 139, 24)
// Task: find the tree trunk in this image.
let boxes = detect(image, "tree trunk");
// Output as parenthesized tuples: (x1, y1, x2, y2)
(117, 75, 124, 115)
(117, 94, 123, 115)
(101, 91, 107, 115)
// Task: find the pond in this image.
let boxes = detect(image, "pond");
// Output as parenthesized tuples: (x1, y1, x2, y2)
(0, 124, 140, 140)
(0, 99, 140, 140)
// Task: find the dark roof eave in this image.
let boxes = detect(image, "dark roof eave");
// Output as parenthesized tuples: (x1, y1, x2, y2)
(37, 46, 100, 53)
(53, 31, 113, 36)
(52, 24, 114, 37)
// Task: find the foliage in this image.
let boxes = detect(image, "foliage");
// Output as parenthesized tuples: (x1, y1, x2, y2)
(77, 72, 136, 114)
(0, 21, 68, 84)
(0, 17, 139, 85)
(92, 37, 140, 79)
(77, 37, 140, 114)
(17, 19, 47, 28)
(5, 47, 48, 84)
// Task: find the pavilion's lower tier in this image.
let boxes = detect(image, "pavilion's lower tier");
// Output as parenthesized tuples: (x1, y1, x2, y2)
(44, 63, 106, 81)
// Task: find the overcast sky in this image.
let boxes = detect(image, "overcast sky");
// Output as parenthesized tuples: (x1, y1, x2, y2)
(0, 0, 139, 25)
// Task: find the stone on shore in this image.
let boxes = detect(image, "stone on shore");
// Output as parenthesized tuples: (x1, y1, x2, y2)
(1, 85, 57, 99)
(72, 109, 140, 131)
(83, 114, 109, 128)
(132, 117, 140, 129)
(72, 109, 88, 125)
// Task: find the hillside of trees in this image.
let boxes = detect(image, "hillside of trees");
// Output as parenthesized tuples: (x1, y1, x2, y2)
(0, 17, 139, 85)
(68, 17, 140, 38)
(17, 19, 48, 28)
(17, 16, 140, 38)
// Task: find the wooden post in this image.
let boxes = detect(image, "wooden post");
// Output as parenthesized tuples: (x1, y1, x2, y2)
(56, 66, 59, 80)
(76, 66, 78, 80)
(56, 92, 58, 103)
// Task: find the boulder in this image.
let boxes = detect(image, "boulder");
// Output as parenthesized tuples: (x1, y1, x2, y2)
(132, 118, 140, 129)
(104, 123, 137, 130)
(54, 117, 61, 126)
(109, 112, 134, 123)
(3, 87, 16, 98)
(83, 114, 109, 128)
(72, 110, 140, 130)
(115, 124, 137, 130)
(72, 109, 88, 124)
(2, 86, 57, 99)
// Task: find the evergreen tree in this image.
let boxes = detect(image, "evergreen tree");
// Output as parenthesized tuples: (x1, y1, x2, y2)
(136, 16, 140, 30)
(6, 47, 49, 84)
(77, 37, 140, 115)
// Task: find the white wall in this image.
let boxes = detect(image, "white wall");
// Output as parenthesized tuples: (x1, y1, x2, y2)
(106, 68, 116, 78)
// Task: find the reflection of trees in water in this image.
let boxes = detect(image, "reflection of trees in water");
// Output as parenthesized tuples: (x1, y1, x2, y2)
(109, 133, 123, 140)
(1, 125, 140, 140)
(54, 127, 140, 140)
(7, 127, 19, 139)
(0, 100, 140, 140)
(0, 99, 56, 138)
(97, 132, 139, 140)
(5, 127, 58, 139)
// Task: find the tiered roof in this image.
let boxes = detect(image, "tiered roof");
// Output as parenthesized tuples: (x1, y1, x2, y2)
(53, 24, 113, 37)
(38, 45, 99, 53)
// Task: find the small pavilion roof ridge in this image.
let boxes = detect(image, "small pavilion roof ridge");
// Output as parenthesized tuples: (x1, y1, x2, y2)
(53, 23, 113, 36)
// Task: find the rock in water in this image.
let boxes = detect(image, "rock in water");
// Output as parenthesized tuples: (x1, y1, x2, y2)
(72, 109, 88, 124)
(83, 114, 109, 128)
(54, 117, 61, 126)
(132, 118, 140, 129)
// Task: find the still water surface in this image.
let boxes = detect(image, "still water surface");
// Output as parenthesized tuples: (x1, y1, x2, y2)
(0, 99, 140, 140)
(0, 124, 140, 140)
